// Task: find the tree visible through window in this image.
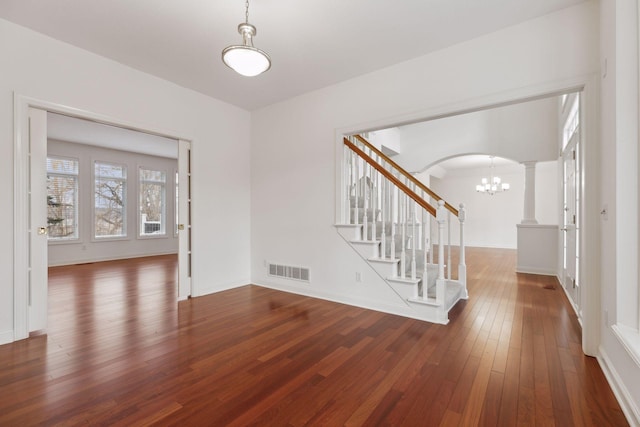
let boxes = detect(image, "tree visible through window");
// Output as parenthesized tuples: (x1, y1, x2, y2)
(94, 162, 127, 238)
(139, 168, 166, 236)
(47, 157, 79, 240)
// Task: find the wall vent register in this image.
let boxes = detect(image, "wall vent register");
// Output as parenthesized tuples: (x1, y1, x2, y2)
(268, 263, 310, 283)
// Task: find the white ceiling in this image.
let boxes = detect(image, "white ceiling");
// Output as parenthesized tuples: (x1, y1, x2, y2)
(48, 113, 178, 159)
(0, 0, 586, 110)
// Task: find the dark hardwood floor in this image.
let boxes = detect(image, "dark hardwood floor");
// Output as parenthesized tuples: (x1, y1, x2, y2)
(0, 249, 628, 426)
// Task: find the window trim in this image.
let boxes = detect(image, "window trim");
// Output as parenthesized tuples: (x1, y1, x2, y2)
(138, 166, 167, 239)
(93, 160, 128, 241)
(46, 155, 80, 242)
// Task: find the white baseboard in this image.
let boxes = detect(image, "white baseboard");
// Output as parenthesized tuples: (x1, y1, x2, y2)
(252, 279, 434, 323)
(598, 346, 640, 427)
(193, 278, 250, 298)
(515, 266, 557, 276)
(48, 251, 178, 267)
(0, 330, 14, 346)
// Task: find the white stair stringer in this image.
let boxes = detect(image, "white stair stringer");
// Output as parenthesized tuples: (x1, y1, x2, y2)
(335, 224, 466, 324)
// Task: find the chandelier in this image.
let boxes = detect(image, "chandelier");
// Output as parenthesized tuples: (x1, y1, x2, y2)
(476, 156, 510, 195)
(222, 0, 271, 77)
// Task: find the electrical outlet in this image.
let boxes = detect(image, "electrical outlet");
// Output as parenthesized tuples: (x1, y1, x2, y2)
(355, 272, 362, 282)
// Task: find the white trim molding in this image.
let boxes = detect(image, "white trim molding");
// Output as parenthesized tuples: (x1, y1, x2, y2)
(598, 345, 640, 427)
(335, 73, 601, 356)
(612, 324, 640, 370)
(12, 93, 193, 344)
(0, 330, 14, 346)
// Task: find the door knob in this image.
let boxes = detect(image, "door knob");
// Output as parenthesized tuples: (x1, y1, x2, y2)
(37, 227, 48, 235)
(178, 224, 185, 230)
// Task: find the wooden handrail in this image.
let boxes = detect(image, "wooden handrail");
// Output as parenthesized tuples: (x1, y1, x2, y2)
(352, 135, 459, 216)
(344, 139, 436, 217)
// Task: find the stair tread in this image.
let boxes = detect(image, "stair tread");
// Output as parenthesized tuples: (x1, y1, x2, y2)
(368, 257, 400, 264)
(387, 276, 422, 284)
(350, 239, 381, 245)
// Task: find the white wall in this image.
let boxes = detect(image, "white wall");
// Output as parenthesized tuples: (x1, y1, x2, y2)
(47, 140, 178, 266)
(598, 0, 640, 423)
(430, 165, 524, 249)
(535, 160, 561, 225)
(0, 18, 251, 343)
(427, 161, 558, 249)
(394, 97, 559, 173)
(250, 2, 598, 316)
(428, 161, 558, 249)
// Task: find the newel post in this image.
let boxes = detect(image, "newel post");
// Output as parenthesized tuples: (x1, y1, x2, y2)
(458, 203, 468, 299)
(436, 200, 447, 306)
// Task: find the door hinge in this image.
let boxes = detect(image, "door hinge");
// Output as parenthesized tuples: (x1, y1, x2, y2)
(573, 214, 576, 225)
(572, 150, 576, 160)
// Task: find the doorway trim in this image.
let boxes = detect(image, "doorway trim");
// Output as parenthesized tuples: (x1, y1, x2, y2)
(334, 73, 600, 356)
(13, 93, 193, 341)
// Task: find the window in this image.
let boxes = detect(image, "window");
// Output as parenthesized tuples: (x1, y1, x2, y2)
(94, 162, 127, 238)
(47, 156, 79, 240)
(139, 168, 166, 236)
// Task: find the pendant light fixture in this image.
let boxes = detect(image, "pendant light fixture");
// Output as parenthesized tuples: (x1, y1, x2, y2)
(222, 0, 271, 77)
(476, 156, 510, 195)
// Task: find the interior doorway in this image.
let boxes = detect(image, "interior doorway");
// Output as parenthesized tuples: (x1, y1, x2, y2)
(561, 92, 581, 319)
(15, 98, 192, 338)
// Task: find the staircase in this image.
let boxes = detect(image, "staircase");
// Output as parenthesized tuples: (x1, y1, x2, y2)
(335, 135, 468, 324)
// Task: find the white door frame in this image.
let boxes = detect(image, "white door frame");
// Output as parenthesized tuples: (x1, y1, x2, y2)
(562, 130, 580, 317)
(334, 74, 600, 356)
(13, 94, 193, 341)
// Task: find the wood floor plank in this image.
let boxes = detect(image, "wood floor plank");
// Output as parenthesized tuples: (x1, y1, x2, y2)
(0, 250, 629, 426)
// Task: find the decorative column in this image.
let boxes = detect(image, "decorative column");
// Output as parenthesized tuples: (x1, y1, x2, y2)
(522, 161, 538, 224)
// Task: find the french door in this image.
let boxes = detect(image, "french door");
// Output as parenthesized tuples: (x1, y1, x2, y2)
(561, 93, 581, 319)
(562, 134, 580, 314)
(25, 106, 192, 336)
(28, 107, 49, 332)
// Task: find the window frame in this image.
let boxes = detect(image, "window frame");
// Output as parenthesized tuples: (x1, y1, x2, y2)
(46, 155, 80, 243)
(93, 160, 128, 241)
(138, 166, 167, 239)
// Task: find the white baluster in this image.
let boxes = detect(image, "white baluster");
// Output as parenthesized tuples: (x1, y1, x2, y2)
(400, 192, 406, 279)
(363, 162, 369, 240)
(429, 211, 434, 265)
(380, 174, 386, 260)
(458, 203, 468, 296)
(422, 206, 428, 296)
(345, 147, 352, 224)
(411, 200, 417, 280)
(436, 200, 446, 306)
(354, 153, 360, 227)
(371, 163, 377, 245)
(447, 210, 452, 280)
(390, 186, 397, 265)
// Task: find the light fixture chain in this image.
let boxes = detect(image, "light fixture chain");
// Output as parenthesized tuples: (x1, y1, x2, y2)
(245, 0, 249, 23)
